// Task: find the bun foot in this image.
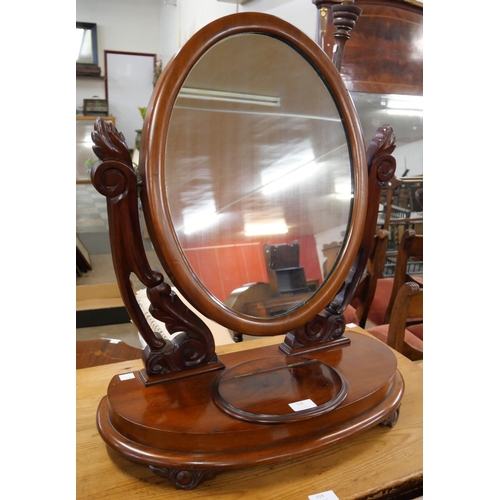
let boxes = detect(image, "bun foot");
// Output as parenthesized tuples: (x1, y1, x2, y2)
(379, 407, 400, 428)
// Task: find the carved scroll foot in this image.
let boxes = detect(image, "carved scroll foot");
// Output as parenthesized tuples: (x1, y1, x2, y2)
(150, 466, 217, 489)
(379, 407, 400, 428)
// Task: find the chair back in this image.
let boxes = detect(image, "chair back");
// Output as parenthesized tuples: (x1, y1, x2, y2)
(350, 229, 390, 327)
(381, 175, 423, 230)
(383, 229, 423, 324)
(263, 241, 309, 296)
(386, 281, 423, 361)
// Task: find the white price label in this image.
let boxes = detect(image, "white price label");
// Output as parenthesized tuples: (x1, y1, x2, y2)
(289, 399, 317, 412)
(308, 491, 339, 500)
(119, 372, 135, 381)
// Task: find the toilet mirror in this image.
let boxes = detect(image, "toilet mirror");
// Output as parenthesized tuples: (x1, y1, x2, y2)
(139, 14, 367, 336)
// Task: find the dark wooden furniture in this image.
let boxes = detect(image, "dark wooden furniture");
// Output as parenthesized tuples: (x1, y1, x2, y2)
(368, 229, 423, 326)
(76, 329, 423, 499)
(368, 282, 423, 360)
(226, 242, 317, 341)
(263, 241, 310, 295)
(379, 174, 423, 258)
(347, 228, 390, 328)
(313, 0, 423, 96)
(90, 12, 402, 490)
(76, 338, 143, 369)
(224, 282, 315, 341)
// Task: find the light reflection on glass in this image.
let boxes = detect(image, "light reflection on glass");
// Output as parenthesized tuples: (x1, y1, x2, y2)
(164, 34, 353, 313)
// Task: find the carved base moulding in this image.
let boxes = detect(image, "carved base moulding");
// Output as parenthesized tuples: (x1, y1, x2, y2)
(97, 331, 404, 490)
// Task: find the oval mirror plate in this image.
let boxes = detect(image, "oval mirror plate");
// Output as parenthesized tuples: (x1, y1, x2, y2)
(140, 13, 367, 335)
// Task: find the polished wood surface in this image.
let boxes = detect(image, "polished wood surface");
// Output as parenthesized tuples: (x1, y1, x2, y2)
(383, 229, 423, 324)
(76, 338, 143, 369)
(386, 282, 423, 360)
(96, 330, 402, 486)
(350, 228, 390, 328)
(314, 0, 423, 95)
(138, 13, 368, 338)
(77, 327, 423, 499)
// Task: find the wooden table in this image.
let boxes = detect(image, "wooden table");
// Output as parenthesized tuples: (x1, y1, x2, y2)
(76, 326, 422, 499)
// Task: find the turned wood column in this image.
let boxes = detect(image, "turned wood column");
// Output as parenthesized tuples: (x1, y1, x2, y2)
(312, 0, 362, 70)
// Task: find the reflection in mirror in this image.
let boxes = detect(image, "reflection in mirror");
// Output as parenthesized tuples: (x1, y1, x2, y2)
(164, 34, 353, 318)
(351, 92, 423, 178)
(76, 22, 97, 65)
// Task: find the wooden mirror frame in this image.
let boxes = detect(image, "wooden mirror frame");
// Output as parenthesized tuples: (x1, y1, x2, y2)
(139, 13, 368, 337)
(90, 12, 403, 490)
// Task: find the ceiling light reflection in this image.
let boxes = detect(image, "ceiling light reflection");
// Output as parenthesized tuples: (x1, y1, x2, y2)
(183, 212, 220, 235)
(261, 160, 318, 195)
(244, 221, 289, 236)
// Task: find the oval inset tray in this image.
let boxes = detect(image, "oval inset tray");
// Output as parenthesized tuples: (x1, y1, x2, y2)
(212, 356, 348, 423)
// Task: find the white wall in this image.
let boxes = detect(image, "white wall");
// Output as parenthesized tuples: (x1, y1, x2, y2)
(157, 0, 317, 69)
(76, 0, 162, 112)
(76, 0, 422, 173)
(240, 0, 317, 40)
(76, 0, 319, 132)
(393, 140, 423, 177)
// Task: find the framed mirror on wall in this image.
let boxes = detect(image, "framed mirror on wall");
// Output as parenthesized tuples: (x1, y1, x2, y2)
(104, 50, 156, 149)
(76, 22, 101, 77)
(76, 22, 97, 65)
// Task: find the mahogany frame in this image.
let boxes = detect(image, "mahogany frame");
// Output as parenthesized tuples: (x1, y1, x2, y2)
(90, 11, 402, 490)
(139, 12, 368, 339)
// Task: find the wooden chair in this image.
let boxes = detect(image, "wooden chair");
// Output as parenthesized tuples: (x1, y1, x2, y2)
(367, 281, 423, 361)
(263, 241, 310, 296)
(380, 175, 423, 230)
(76, 338, 143, 369)
(344, 229, 390, 327)
(364, 229, 423, 341)
(379, 175, 423, 257)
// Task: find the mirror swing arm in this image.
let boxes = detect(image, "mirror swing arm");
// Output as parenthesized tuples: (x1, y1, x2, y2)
(91, 12, 401, 491)
(91, 121, 223, 383)
(90, 119, 397, 364)
(280, 124, 396, 355)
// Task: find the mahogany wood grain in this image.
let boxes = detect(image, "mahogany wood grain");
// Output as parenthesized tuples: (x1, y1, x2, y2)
(379, 281, 423, 361)
(350, 228, 390, 328)
(76, 328, 423, 499)
(76, 338, 142, 369)
(98, 331, 401, 472)
(314, 0, 423, 95)
(139, 12, 368, 338)
(383, 229, 423, 324)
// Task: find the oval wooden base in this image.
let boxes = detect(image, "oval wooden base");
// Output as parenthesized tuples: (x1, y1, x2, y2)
(97, 332, 404, 489)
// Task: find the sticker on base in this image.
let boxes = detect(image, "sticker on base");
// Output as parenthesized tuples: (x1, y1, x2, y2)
(308, 491, 339, 500)
(289, 399, 317, 412)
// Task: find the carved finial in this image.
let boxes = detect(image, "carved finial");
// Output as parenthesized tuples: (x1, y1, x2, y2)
(331, 1, 362, 71)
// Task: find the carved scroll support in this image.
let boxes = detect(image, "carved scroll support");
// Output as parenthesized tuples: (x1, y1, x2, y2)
(90, 118, 222, 380)
(280, 125, 396, 355)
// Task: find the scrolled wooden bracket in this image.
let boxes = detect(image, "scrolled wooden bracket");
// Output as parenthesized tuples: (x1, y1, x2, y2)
(329, 124, 396, 314)
(280, 309, 350, 355)
(143, 282, 218, 375)
(280, 124, 396, 355)
(90, 118, 221, 379)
